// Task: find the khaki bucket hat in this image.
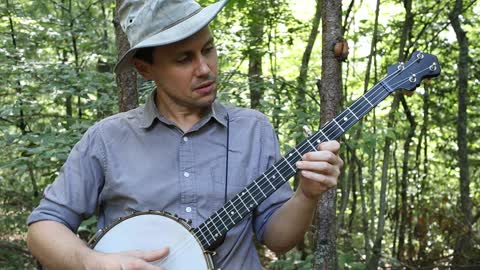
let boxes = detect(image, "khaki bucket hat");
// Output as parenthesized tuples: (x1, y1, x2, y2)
(115, 0, 228, 73)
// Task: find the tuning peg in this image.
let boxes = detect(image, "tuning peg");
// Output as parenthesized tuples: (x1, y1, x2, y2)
(303, 125, 312, 137)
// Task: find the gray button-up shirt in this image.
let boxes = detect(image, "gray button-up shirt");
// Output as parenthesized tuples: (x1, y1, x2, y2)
(28, 91, 293, 269)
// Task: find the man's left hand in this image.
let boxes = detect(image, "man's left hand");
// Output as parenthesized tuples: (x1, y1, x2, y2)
(295, 141, 343, 201)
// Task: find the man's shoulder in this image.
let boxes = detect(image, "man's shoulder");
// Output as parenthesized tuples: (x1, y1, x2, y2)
(221, 103, 271, 124)
(91, 106, 144, 133)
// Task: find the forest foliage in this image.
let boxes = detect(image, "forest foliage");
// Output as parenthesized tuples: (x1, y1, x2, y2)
(1, 0, 479, 269)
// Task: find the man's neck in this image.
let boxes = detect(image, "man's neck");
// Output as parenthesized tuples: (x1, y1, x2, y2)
(155, 95, 210, 133)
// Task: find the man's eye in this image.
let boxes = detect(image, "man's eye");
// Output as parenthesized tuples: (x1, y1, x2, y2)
(177, 56, 190, 63)
(203, 46, 214, 54)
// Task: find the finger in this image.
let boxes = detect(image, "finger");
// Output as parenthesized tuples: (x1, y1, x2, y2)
(301, 150, 340, 165)
(296, 160, 336, 175)
(129, 248, 170, 262)
(317, 140, 341, 154)
(300, 171, 337, 188)
(143, 248, 170, 262)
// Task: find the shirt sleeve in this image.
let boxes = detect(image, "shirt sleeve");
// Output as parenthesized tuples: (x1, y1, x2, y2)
(252, 120, 293, 242)
(27, 124, 106, 232)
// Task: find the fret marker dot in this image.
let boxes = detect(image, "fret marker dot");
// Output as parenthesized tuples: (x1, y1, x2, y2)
(289, 153, 293, 157)
(272, 175, 276, 178)
(317, 140, 321, 144)
(344, 116, 348, 121)
(231, 211, 234, 215)
(215, 233, 218, 237)
(250, 204, 254, 207)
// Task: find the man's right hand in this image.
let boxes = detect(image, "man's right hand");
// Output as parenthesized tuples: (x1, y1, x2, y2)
(87, 248, 170, 270)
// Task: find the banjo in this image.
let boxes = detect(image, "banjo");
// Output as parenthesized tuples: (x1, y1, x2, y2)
(88, 52, 440, 269)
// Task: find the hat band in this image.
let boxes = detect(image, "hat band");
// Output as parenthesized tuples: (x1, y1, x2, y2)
(154, 7, 203, 37)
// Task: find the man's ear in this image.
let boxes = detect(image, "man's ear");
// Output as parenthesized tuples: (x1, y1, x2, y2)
(133, 58, 154, 80)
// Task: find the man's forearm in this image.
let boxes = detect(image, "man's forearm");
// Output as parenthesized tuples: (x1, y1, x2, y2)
(27, 220, 94, 270)
(262, 189, 319, 253)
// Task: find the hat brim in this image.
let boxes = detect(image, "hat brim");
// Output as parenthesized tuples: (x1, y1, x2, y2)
(115, 0, 228, 74)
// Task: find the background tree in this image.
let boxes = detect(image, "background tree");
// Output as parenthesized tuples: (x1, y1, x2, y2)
(1, 0, 479, 269)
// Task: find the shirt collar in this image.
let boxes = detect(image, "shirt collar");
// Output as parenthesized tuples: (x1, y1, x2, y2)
(139, 90, 228, 129)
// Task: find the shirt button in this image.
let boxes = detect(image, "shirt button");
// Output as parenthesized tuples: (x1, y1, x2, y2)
(183, 137, 189, 142)
(185, 207, 192, 213)
(184, 172, 190, 177)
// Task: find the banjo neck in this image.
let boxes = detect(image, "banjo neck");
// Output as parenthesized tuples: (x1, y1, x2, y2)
(193, 51, 440, 251)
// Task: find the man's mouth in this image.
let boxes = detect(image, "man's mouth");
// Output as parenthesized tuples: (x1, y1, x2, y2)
(193, 81, 215, 94)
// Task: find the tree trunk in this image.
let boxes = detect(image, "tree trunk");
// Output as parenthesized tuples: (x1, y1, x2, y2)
(294, 0, 322, 190)
(392, 140, 399, 258)
(449, 0, 473, 266)
(367, 0, 413, 267)
(347, 154, 357, 232)
(314, 0, 342, 269)
(115, 0, 138, 112)
(6, 0, 27, 134)
(362, 0, 381, 259)
(247, 3, 265, 110)
(337, 148, 351, 232)
(296, 0, 322, 109)
(357, 157, 370, 260)
(397, 95, 417, 260)
(367, 95, 399, 270)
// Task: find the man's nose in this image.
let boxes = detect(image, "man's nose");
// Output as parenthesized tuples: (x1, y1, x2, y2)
(194, 55, 211, 77)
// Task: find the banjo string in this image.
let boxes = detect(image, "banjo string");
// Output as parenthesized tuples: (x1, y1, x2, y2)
(196, 59, 427, 247)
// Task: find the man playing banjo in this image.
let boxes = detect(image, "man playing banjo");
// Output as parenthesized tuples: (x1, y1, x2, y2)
(26, 0, 343, 269)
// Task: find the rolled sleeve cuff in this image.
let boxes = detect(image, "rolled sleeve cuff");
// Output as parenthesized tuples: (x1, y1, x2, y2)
(253, 183, 292, 243)
(27, 197, 83, 232)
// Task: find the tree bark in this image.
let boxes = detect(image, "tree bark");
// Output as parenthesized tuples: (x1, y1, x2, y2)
(294, 0, 322, 192)
(337, 148, 351, 232)
(247, 3, 265, 110)
(449, 0, 473, 266)
(314, 0, 342, 269)
(360, 0, 381, 259)
(6, 0, 27, 134)
(397, 95, 417, 260)
(115, 0, 138, 112)
(367, 95, 399, 270)
(367, 0, 413, 267)
(296, 0, 322, 108)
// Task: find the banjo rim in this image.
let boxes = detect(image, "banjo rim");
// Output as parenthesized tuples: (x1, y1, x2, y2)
(88, 210, 215, 269)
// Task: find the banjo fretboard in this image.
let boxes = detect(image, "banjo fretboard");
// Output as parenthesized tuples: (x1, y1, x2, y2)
(192, 51, 440, 250)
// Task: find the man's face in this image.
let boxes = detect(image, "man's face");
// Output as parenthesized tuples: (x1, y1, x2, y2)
(135, 27, 218, 112)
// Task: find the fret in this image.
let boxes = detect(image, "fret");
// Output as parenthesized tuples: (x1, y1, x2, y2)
(319, 129, 330, 141)
(264, 174, 276, 189)
(306, 140, 317, 151)
(207, 219, 222, 237)
(245, 188, 258, 205)
(272, 165, 286, 181)
(362, 95, 374, 107)
(293, 147, 303, 157)
(284, 159, 296, 172)
(379, 80, 393, 93)
(224, 208, 235, 223)
(229, 201, 240, 217)
(203, 222, 216, 240)
(216, 212, 228, 231)
(347, 107, 359, 120)
(254, 181, 267, 198)
(333, 118, 345, 132)
(197, 227, 208, 245)
(237, 193, 249, 210)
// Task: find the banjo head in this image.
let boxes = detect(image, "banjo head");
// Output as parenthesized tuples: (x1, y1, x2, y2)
(89, 211, 214, 270)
